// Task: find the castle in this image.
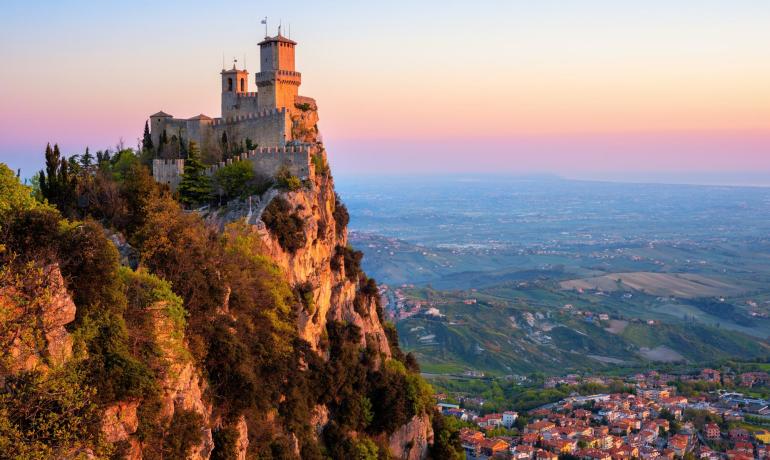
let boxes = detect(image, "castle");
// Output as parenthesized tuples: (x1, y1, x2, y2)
(151, 30, 320, 190)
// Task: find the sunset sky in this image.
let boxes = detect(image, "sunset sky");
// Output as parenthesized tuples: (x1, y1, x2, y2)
(2, 0, 769, 183)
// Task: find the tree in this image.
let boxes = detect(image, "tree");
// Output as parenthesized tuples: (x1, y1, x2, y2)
(213, 160, 256, 200)
(430, 412, 465, 460)
(177, 142, 211, 206)
(220, 131, 232, 159)
(157, 129, 168, 157)
(80, 147, 94, 170)
(0, 163, 38, 215)
(142, 120, 154, 152)
(39, 143, 76, 215)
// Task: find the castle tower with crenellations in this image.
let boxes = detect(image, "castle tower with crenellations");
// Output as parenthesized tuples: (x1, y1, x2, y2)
(150, 28, 321, 190)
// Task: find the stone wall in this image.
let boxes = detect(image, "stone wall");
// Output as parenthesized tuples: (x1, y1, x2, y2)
(151, 108, 291, 161)
(211, 108, 290, 149)
(152, 158, 185, 190)
(152, 145, 313, 191)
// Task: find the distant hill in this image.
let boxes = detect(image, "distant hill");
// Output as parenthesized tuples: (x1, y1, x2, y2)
(394, 285, 770, 376)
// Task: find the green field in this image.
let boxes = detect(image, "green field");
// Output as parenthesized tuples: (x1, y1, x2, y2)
(396, 281, 770, 376)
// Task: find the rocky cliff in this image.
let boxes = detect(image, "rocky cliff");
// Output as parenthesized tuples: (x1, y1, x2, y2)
(0, 103, 441, 458)
(255, 167, 392, 358)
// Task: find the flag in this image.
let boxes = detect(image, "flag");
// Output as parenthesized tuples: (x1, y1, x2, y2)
(261, 17, 267, 25)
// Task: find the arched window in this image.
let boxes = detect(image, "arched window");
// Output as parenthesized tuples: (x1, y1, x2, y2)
(240, 78, 245, 92)
(227, 78, 233, 91)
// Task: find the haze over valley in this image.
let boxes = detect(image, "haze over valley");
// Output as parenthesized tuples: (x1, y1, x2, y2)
(340, 176, 770, 375)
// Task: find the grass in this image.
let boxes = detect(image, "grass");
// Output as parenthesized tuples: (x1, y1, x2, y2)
(394, 283, 770, 377)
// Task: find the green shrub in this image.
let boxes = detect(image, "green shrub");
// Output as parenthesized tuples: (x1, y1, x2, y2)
(275, 165, 302, 191)
(332, 245, 363, 281)
(119, 267, 188, 362)
(78, 311, 157, 403)
(295, 102, 312, 111)
(430, 412, 466, 460)
(311, 154, 329, 176)
(213, 160, 255, 199)
(0, 369, 108, 459)
(0, 163, 39, 215)
(136, 394, 203, 460)
(296, 281, 316, 315)
(332, 194, 349, 236)
(262, 196, 306, 253)
(211, 426, 239, 460)
(163, 409, 204, 459)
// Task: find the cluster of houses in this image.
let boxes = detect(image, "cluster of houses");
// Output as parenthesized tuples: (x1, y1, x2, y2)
(545, 369, 770, 395)
(438, 367, 770, 459)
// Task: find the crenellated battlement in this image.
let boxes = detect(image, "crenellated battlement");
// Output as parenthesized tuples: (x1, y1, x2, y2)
(212, 107, 286, 126)
(203, 144, 312, 175)
(149, 32, 318, 188)
(153, 144, 315, 191)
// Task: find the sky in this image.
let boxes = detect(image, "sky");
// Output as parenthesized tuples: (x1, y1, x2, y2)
(1, 0, 769, 184)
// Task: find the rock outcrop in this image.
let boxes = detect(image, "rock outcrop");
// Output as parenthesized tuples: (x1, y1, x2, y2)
(0, 264, 75, 375)
(256, 167, 392, 358)
(388, 413, 434, 460)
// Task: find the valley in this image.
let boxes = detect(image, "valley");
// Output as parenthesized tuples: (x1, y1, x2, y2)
(340, 176, 770, 377)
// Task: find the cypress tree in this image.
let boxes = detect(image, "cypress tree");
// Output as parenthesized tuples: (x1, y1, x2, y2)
(221, 131, 229, 159)
(158, 129, 168, 157)
(177, 141, 211, 206)
(39, 143, 77, 215)
(142, 120, 154, 152)
(81, 147, 94, 169)
(39, 143, 57, 198)
(179, 135, 187, 158)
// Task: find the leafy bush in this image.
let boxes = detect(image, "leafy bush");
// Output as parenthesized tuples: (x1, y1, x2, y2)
(332, 193, 349, 236)
(0, 369, 108, 459)
(211, 426, 239, 460)
(275, 165, 302, 191)
(212, 160, 273, 201)
(295, 102, 312, 111)
(332, 245, 363, 281)
(0, 163, 38, 214)
(368, 359, 433, 434)
(136, 395, 203, 460)
(262, 196, 306, 253)
(430, 412, 465, 460)
(163, 409, 204, 459)
(78, 311, 157, 403)
(119, 267, 187, 362)
(213, 160, 253, 198)
(296, 281, 316, 315)
(311, 154, 329, 176)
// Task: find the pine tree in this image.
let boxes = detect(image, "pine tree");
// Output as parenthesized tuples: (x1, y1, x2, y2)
(142, 120, 154, 152)
(81, 147, 94, 169)
(177, 141, 211, 206)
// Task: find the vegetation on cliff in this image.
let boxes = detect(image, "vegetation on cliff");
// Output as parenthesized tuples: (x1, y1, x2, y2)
(0, 148, 462, 459)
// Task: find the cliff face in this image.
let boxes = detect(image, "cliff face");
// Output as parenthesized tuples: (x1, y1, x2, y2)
(256, 169, 392, 358)
(199, 147, 432, 458)
(0, 119, 433, 459)
(0, 264, 75, 375)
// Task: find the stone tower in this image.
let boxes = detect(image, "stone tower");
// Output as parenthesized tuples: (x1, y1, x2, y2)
(256, 32, 301, 111)
(221, 64, 250, 119)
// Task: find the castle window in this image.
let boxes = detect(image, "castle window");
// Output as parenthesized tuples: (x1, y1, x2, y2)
(240, 78, 245, 91)
(227, 78, 233, 91)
